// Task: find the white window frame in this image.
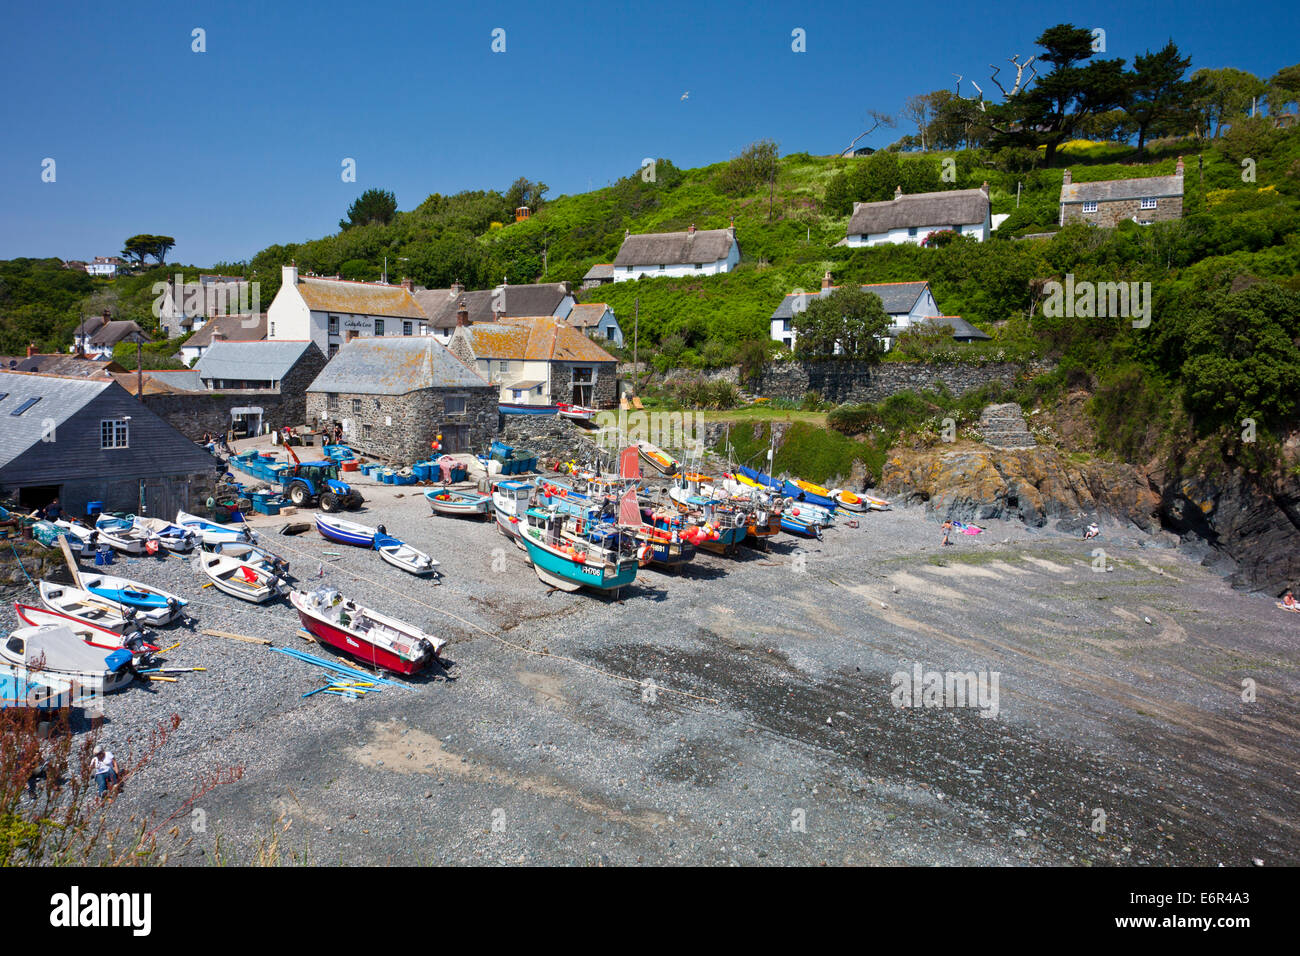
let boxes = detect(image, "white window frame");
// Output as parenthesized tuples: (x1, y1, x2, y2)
(100, 418, 129, 450)
(1082, 201, 1098, 213)
(1140, 198, 1157, 210)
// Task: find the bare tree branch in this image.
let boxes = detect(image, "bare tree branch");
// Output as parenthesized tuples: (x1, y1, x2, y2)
(841, 110, 897, 156)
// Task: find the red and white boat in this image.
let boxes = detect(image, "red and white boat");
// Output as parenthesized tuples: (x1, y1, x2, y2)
(288, 588, 444, 675)
(556, 401, 598, 422)
(13, 603, 158, 657)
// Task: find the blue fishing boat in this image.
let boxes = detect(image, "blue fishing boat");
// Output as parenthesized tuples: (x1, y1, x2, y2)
(519, 507, 638, 594)
(499, 402, 559, 416)
(781, 479, 840, 512)
(314, 514, 379, 548)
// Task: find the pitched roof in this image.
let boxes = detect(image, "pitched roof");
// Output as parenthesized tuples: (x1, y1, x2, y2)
(142, 369, 206, 392)
(9, 355, 122, 378)
(847, 188, 988, 236)
(194, 340, 317, 382)
(294, 276, 427, 319)
(566, 303, 612, 329)
(413, 283, 571, 329)
(88, 320, 147, 348)
(461, 317, 618, 364)
(582, 263, 615, 281)
(183, 313, 268, 349)
(897, 315, 991, 341)
(1060, 173, 1184, 204)
(0, 373, 110, 471)
(771, 282, 930, 320)
(613, 228, 736, 267)
(306, 336, 489, 395)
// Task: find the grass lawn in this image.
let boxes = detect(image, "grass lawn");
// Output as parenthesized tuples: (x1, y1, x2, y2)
(697, 407, 829, 427)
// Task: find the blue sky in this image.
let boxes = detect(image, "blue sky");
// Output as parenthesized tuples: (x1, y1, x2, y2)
(1, 0, 1293, 266)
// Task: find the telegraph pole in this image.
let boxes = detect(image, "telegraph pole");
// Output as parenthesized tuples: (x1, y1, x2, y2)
(633, 297, 639, 396)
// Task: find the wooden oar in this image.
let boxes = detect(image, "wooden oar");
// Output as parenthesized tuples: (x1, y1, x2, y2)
(201, 629, 271, 646)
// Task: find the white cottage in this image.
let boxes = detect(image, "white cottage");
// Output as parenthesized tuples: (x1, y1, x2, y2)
(844, 185, 991, 247)
(266, 265, 429, 357)
(612, 224, 740, 282)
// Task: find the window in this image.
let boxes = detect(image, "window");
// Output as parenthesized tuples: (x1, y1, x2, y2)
(328, 344, 339, 358)
(269, 322, 275, 337)
(694, 263, 703, 269)
(352, 399, 361, 414)
(658, 264, 665, 271)
(497, 361, 509, 375)
(1082, 201, 1098, 213)
(606, 328, 615, 340)
(326, 393, 339, 411)
(363, 423, 372, 438)
(10, 397, 41, 416)
(0, 393, 7, 403)
(403, 321, 412, 336)
(100, 419, 128, 449)
(511, 390, 522, 400)
(445, 395, 466, 415)
(328, 315, 339, 333)
(907, 227, 918, 237)
(572, 367, 593, 384)
(374, 319, 385, 336)
(1141, 198, 1157, 210)
(1138, 219, 1154, 226)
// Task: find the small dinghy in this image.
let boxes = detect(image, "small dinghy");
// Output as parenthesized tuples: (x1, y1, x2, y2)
(206, 540, 290, 577)
(373, 532, 439, 576)
(1, 664, 78, 710)
(199, 552, 287, 604)
(39, 580, 136, 633)
(78, 572, 186, 624)
(1, 625, 135, 695)
(52, 519, 97, 556)
(290, 587, 444, 675)
(556, 401, 597, 422)
(92, 514, 150, 554)
(636, 440, 679, 477)
(14, 604, 157, 657)
(424, 488, 490, 517)
(176, 510, 259, 547)
(132, 515, 197, 551)
(314, 513, 378, 547)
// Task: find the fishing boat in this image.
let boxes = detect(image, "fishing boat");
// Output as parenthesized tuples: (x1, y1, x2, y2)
(91, 514, 150, 554)
(556, 401, 598, 422)
(132, 515, 198, 551)
(782, 478, 841, 512)
(491, 479, 536, 549)
(205, 540, 290, 577)
(424, 488, 491, 517)
(14, 604, 158, 657)
(51, 519, 96, 557)
(519, 506, 639, 594)
(637, 440, 680, 477)
(632, 508, 699, 569)
(289, 587, 444, 675)
(176, 510, 259, 547)
(667, 476, 751, 555)
(78, 572, 186, 624)
(1, 664, 78, 710)
(199, 552, 287, 603)
(37, 580, 135, 633)
(314, 513, 379, 547)
(498, 402, 559, 416)
(1, 625, 135, 695)
(373, 532, 439, 576)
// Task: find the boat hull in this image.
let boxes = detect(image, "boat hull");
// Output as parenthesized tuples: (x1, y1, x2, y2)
(292, 608, 427, 675)
(499, 403, 559, 416)
(426, 490, 490, 517)
(314, 515, 376, 547)
(520, 535, 637, 593)
(782, 480, 840, 512)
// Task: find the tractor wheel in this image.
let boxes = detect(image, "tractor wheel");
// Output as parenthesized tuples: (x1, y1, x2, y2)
(288, 483, 310, 507)
(345, 491, 365, 509)
(320, 492, 341, 513)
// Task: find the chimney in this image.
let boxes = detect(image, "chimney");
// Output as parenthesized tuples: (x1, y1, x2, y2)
(451, 279, 464, 295)
(980, 180, 989, 197)
(282, 263, 298, 287)
(456, 298, 470, 327)
(1175, 156, 1185, 177)
(400, 277, 413, 292)
(1062, 168, 1072, 186)
(821, 271, 832, 291)
(687, 223, 696, 235)
(561, 280, 571, 295)
(26, 342, 37, 358)
(894, 185, 903, 200)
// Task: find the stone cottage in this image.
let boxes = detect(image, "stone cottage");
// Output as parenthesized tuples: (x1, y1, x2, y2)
(305, 336, 497, 460)
(1059, 158, 1185, 227)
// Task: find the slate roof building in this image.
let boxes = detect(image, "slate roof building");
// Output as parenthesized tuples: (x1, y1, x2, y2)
(448, 316, 619, 408)
(844, 185, 991, 247)
(267, 265, 429, 357)
(581, 263, 616, 289)
(564, 302, 624, 348)
(306, 336, 497, 460)
(70, 313, 148, 359)
(178, 313, 268, 367)
(769, 273, 989, 350)
(612, 224, 740, 282)
(1059, 158, 1185, 227)
(3, 352, 124, 379)
(413, 281, 575, 343)
(0, 371, 220, 518)
(158, 274, 259, 338)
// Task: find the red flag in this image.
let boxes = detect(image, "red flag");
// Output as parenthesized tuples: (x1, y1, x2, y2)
(619, 446, 640, 480)
(618, 486, 642, 529)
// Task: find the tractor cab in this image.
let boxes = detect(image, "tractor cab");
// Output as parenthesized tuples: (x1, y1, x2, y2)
(296, 461, 339, 484)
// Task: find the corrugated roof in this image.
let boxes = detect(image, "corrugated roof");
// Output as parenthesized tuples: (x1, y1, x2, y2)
(306, 336, 490, 395)
(184, 313, 268, 348)
(0, 372, 108, 471)
(195, 340, 316, 382)
(614, 228, 736, 267)
(771, 282, 930, 320)
(295, 276, 427, 319)
(1061, 172, 1184, 204)
(847, 188, 988, 236)
(463, 317, 618, 363)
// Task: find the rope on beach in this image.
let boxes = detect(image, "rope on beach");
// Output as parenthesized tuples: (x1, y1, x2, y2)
(241, 517, 723, 705)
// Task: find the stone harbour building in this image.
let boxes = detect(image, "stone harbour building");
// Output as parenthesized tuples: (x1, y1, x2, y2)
(305, 337, 497, 461)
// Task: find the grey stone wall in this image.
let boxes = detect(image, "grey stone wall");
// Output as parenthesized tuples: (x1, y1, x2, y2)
(1063, 196, 1183, 227)
(305, 386, 498, 463)
(753, 359, 1056, 405)
(551, 360, 617, 408)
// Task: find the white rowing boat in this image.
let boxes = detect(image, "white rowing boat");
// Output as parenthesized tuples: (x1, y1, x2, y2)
(199, 552, 287, 603)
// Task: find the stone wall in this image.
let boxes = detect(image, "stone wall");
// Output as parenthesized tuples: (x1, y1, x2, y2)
(753, 359, 1055, 405)
(305, 386, 498, 463)
(1063, 196, 1183, 228)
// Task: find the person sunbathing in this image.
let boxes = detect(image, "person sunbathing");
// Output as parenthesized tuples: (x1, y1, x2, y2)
(1282, 590, 1298, 610)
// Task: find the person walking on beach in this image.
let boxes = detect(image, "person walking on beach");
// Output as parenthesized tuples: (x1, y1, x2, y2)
(941, 519, 954, 547)
(92, 745, 120, 799)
